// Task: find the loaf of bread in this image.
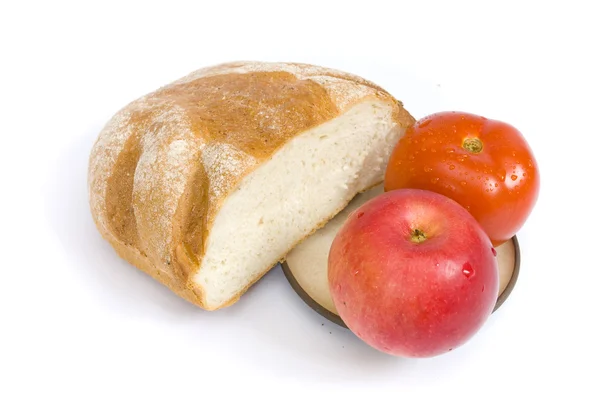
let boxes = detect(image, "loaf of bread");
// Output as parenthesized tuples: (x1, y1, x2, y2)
(88, 61, 415, 310)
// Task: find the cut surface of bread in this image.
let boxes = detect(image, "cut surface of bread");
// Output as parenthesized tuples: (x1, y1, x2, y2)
(197, 100, 400, 308)
(88, 61, 415, 310)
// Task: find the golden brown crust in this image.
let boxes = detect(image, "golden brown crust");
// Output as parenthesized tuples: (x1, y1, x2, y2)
(104, 130, 143, 249)
(168, 71, 338, 158)
(88, 61, 415, 310)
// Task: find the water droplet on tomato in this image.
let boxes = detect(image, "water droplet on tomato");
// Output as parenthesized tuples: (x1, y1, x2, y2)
(408, 154, 415, 160)
(353, 270, 359, 276)
(424, 166, 433, 172)
(431, 177, 440, 184)
(446, 149, 455, 154)
(491, 247, 497, 256)
(496, 168, 506, 180)
(462, 262, 474, 278)
(511, 174, 518, 181)
(494, 183, 499, 187)
(460, 181, 466, 186)
(449, 165, 456, 170)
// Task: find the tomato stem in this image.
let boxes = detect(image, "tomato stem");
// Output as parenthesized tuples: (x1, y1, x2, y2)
(463, 137, 483, 153)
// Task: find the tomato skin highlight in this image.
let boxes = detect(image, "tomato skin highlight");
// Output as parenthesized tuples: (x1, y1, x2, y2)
(384, 111, 540, 246)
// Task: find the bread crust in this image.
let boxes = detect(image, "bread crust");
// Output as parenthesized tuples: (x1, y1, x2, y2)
(88, 61, 415, 310)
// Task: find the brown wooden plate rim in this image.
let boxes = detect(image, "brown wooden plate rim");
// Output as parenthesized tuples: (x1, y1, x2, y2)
(281, 235, 521, 329)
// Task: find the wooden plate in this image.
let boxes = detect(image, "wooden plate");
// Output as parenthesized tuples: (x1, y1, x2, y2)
(281, 185, 520, 328)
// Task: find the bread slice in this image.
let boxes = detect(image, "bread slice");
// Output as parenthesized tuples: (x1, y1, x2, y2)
(88, 61, 415, 310)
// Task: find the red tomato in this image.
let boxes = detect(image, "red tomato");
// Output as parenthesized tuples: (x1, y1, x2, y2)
(384, 111, 540, 246)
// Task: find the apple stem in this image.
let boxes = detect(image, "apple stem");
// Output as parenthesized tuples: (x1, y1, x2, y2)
(463, 137, 483, 153)
(410, 229, 428, 243)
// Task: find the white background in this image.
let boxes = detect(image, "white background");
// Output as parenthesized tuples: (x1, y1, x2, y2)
(2, 0, 599, 399)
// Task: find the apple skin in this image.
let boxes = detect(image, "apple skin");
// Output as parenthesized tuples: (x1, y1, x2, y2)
(328, 189, 499, 358)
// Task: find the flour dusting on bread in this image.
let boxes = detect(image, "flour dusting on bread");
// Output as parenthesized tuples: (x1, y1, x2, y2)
(88, 108, 136, 232)
(132, 105, 204, 267)
(202, 143, 257, 200)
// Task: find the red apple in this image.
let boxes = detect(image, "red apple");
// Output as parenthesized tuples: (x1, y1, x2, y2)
(328, 189, 499, 358)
